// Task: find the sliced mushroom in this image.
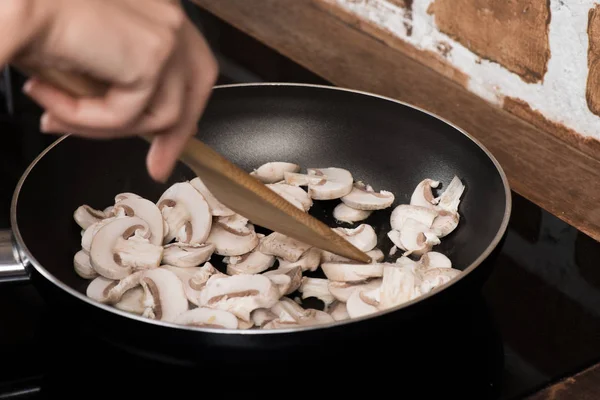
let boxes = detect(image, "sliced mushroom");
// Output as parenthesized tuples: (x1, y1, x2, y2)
(321, 262, 384, 282)
(387, 218, 440, 257)
(258, 232, 312, 262)
(188, 262, 222, 291)
(333, 224, 377, 252)
(74, 249, 98, 279)
(341, 181, 395, 210)
(198, 274, 281, 322)
(174, 307, 239, 329)
(266, 183, 312, 211)
(333, 203, 372, 224)
(379, 264, 420, 310)
(306, 167, 353, 200)
(224, 236, 276, 275)
(162, 242, 215, 268)
(276, 247, 321, 272)
(251, 308, 278, 327)
(419, 268, 461, 294)
(73, 205, 111, 230)
(237, 318, 254, 330)
(328, 301, 350, 321)
(435, 176, 465, 214)
(262, 309, 334, 329)
(113, 194, 164, 246)
(189, 177, 235, 217)
(263, 265, 303, 295)
(328, 278, 382, 302)
(410, 179, 440, 209)
(114, 287, 146, 315)
(140, 268, 189, 322)
(89, 216, 164, 280)
(157, 181, 212, 245)
(298, 277, 335, 307)
(270, 297, 309, 321)
(115, 192, 141, 202)
(81, 214, 122, 253)
(249, 162, 301, 184)
(86, 271, 144, 304)
(162, 264, 208, 306)
(419, 252, 452, 270)
(321, 247, 384, 264)
(389, 204, 438, 231)
(283, 171, 327, 186)
(206, 215, 259, 256)
(346, 286, 380, 318)
(431, 211, 460, 238)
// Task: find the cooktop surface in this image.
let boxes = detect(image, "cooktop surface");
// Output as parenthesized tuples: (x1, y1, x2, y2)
(1, 67, 600, 399)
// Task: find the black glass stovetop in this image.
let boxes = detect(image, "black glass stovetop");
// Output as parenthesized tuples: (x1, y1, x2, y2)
(1, 67, 600, 399)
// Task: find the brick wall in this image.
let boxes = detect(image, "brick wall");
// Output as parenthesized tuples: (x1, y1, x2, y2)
(324, 0, 600, 158)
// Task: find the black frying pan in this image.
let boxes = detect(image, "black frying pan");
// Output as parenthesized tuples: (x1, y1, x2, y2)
(0, 83, 511, 367)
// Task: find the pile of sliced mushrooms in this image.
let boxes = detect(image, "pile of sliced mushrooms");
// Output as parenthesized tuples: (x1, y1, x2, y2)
(73, 161, 465, 330)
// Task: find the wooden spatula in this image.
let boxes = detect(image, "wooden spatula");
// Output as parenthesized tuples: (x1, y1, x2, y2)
(15, 64, 372, 263)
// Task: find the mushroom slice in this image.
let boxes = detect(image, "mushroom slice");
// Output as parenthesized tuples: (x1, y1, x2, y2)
(73, 205, 111, 230)
(333, 224, 377, 252)
(419, 252, 452, 270)
(387, 218, 440, 257)
(114, 287, 146, 315)
(270, 297, 309, 321)
(283, 171, 327, 186)
(262, 309, 334, 329)
(435, 176, 465, 214)
(224, 236, 276, 275)
(321, 247, 384, 264)
(328, 301, 350, 321)
(379, 264, 421, 310)
(90, 216, 163, 280)
(333, 203, 372, 224)
(251, 308, 278, 327)
(306, 167, 353, 200)
(237, 318, 254, 330)
(298, 277, 335, 307)
(74, 249, 98, 279)
(263, 265, 303, 295)
(114, 192, 141, 202)
(431, 211, 460, 238)
(174, 307, 239, 329)
(162, 242, 215, 268)
(157, 181, 212, 245)
(162, 264, 208, 306)
(346, 287, 380, 318)
(328, 278, 382, 302)
(276, 247, 321, 272)
(113, 194, 164, 246)
(188, 262, 222, 291)
(81, 215, 121, 253)
(390, 204, 438, 231)
(420, 268, 462, 294)
(198, 274, 281, 322)
(258, 232, 312, 262)
(140, 268, 189, 322)
(206, 215, 259, 256)
(250, 162, 301, 184)
(341, 181, 395, 210)
(266, 183, 313, 212)
(321, 262, 384, 282)
(86, 271, 144, 304)
(410, 179, 440, 209)
(189, 177, 235, 217)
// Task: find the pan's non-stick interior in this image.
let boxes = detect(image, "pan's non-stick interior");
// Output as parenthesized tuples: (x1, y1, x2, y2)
(14, 84, 508, 299)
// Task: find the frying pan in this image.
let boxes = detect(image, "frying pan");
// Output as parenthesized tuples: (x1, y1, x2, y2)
(0, 83, 511, 366)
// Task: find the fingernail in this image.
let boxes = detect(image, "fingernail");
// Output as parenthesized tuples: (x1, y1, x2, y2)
(40, 113, 54, 133)
(22, 80, 33, 94)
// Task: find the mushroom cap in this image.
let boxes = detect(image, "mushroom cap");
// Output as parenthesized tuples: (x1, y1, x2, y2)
(410, 179, 440, 209)
(258, 232, 312, 262)
(333, 203, 372, 224)
(306, 167, 354, 200)
(89, 216, 164, 280)
(198, 274, 281, 322)
(157, 182, 212, 245)
(276, 247, 321, 272)
(73, 205, 109, 230)
(225, 246, 276, 275)
(140, 268, 189, 322)
(390, 204, 438, 231)
(162, 242, 215, 268)
(328, 278, 382, 302)
(250, 162, 301, 184)
(189, 177, 235, 217)
(321, 262, 384, 282)
(206, 216, 260, 256)
(333, 224, 378, 252)
(114, 195, 164, 246)
(263, 265, 303, 295)
(341, 182, 395, 210)
(74, 249, 98, 279)
(419, 252, 452, 270)
(346, 286, 380, 318)
(299, 277, 335, 307)
(328, 301, 350, 321)
(114, 287, 146, 315)
(266, 183, 313, 211)
(174, 307, 239, 329)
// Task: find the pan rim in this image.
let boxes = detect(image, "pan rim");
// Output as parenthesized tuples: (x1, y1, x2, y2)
(10, 82, 512, 336)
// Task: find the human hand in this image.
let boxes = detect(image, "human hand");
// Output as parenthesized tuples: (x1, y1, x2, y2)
(5, 0, 219, 182)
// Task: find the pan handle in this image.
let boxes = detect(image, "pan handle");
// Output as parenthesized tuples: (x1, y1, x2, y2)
(0, 230, 30, 284)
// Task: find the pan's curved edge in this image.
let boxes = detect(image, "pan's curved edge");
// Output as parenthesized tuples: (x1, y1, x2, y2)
(9, 82, 512, 336)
